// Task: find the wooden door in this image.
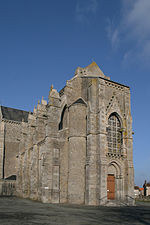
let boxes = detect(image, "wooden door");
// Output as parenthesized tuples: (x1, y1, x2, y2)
(107, 174, 115, 200)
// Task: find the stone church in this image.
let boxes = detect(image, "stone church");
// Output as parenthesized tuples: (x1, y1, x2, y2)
(0, 62, 135, 205)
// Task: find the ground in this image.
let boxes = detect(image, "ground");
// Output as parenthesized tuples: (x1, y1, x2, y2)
(0, 197, 150, 225)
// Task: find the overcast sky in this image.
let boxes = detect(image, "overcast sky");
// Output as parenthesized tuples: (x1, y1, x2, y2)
(0, 0, 150, 187)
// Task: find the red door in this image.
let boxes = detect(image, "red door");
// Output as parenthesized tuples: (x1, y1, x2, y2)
(107, 174, 115, 200)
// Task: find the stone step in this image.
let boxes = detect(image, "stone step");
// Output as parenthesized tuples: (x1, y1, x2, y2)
(105, 200, 128, 207)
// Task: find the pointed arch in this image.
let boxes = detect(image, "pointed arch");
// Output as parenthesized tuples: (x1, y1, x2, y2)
(107, 112, 123, 128)
(58, 105, 67, 130)
(69, 98, 87, 107)
(108, 113, 122, 127)
(108, 160, 122, 176)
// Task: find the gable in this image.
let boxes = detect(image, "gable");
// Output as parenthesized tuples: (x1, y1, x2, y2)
(71, 98, 87, 106)
(106, 95, 122, 116)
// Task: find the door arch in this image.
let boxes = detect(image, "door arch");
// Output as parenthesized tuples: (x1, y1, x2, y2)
(107, 161, 122, 200)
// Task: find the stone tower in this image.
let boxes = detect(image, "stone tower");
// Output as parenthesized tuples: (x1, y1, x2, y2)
(16, 62, 134, 206)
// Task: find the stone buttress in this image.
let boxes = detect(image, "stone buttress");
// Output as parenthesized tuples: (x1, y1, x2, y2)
(16, 62, 135, 206)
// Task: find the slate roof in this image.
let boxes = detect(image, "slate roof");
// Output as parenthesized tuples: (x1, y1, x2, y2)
(1, 106, 29, 122)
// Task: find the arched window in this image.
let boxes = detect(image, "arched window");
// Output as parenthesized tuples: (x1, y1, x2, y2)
(58, 105, 67, 130)
(107, 113, 122, 154)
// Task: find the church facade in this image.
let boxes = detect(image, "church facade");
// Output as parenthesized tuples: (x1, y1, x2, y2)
(16, 62, 134, 206)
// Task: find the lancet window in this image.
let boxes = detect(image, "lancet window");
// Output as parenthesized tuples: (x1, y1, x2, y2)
(58, 105, 67, 130)
(107, 113, 122, 154)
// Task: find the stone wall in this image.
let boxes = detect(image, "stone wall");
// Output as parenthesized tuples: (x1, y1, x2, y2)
(16, 62, 135, 206)
(0, 119, 22, 179)
(0, 180, 16, 196)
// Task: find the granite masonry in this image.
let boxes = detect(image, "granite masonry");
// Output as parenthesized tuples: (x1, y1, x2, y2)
(0, 62, 135, 205)
(0, 106, 29, 180)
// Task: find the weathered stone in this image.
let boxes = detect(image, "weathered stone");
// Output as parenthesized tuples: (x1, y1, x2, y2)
(0, 62, 135, 206)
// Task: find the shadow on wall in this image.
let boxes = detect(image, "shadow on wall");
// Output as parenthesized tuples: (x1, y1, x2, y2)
(5, 175, 16, 180)
(0, 175, 16, 196)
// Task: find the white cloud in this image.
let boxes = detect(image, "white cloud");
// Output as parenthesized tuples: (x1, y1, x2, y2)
(107, 0, 150, 63)
(75, 0, 98, 24)
(141, 41, 150, 62)
(106, 19, 120, 50)
(111, 29, 119, 47)
(124, 0, 150, 40)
